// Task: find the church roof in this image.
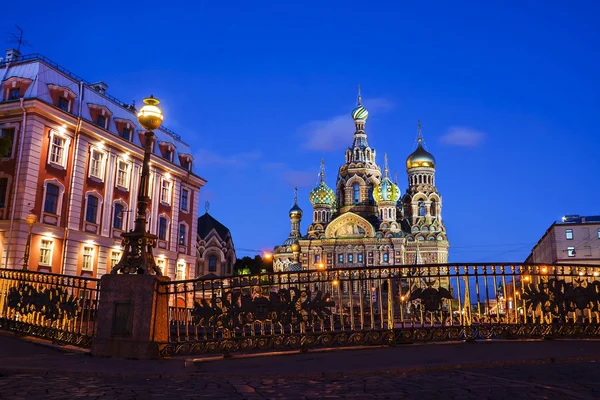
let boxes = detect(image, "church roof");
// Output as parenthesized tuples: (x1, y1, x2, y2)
(197, 212, 231, 240)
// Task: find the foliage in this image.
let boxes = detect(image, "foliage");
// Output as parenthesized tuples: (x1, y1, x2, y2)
(234, 255, 272, 275)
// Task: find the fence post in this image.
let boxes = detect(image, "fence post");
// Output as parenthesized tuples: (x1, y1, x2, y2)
(91, 274, 170, 359)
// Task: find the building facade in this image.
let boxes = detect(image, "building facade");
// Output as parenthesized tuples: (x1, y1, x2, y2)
(0, 50, 206, 280)
(273, 89, 449, 275)
(526, 215, 600, 265)
(196, 210, 236, 278)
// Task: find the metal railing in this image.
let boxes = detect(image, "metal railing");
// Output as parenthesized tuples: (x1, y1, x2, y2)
(158, 263, 600, 356)
(0, 269, 100, 348)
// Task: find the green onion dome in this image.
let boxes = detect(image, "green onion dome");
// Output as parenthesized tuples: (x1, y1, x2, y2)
(351, 104, 369, 121)
(309, 181, 336, 207)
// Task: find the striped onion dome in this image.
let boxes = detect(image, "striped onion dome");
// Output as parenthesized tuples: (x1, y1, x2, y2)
(351, 104, 369, 120)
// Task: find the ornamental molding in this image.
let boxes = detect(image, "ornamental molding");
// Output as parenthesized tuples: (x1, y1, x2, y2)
(324, 212, 375, 239)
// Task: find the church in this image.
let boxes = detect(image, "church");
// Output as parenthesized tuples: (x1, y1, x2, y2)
(273, 89, 449, 272)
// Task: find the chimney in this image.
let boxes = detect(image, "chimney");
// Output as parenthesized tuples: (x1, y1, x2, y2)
(90, 81, 109, 95)
(5, 48, 21, 62)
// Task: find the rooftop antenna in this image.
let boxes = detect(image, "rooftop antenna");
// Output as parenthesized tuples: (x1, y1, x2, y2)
(7, 25, 32, 52)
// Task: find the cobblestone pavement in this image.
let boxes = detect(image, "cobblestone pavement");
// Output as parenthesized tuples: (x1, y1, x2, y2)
(1, 361, 599, 399)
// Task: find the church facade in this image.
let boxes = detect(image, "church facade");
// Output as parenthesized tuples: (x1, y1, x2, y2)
(273, 90, 449, 273)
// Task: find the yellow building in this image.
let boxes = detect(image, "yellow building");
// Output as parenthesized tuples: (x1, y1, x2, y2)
(274, 89, 449, 273)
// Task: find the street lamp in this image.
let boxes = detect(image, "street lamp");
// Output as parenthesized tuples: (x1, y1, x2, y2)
(112, 95, 163, 275)
(22, 209, 37, 270)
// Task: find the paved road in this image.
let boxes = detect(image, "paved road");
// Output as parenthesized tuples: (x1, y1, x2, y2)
(1, 361, 599, 399)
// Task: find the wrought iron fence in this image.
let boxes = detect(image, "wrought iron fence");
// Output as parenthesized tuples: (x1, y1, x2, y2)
(0, 269, 100, 348)
(158, 263, 600, 356)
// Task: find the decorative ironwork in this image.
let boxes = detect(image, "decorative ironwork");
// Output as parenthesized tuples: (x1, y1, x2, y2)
(0, 269, 100, 348)
(159, 263, 600, 356)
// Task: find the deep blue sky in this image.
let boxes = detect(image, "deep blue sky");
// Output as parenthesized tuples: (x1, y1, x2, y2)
(8, 1, 600, 261)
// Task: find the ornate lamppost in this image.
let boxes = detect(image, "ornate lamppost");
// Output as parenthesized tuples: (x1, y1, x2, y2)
(112, 95, 163, 275)
(22, 209, 37, 270)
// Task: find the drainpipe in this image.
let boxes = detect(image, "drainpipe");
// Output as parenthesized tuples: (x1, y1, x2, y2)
(3, 97, 27, 269)
(60, 81, 84, 274)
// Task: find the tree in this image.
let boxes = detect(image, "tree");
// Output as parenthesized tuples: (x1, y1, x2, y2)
(234, 255, 273, 275)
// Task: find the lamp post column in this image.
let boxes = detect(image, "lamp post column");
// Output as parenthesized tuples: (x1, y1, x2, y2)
(22, 210, 37, 271)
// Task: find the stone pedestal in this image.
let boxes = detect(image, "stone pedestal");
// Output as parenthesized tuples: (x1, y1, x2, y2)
(91, 274, 171, 359)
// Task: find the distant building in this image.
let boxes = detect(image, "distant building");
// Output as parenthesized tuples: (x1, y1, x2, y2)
(273, 88, 449, 276)
(526, 215, 600, 265)
(196, 210, 236, 277)
(0, 50, 206, 280)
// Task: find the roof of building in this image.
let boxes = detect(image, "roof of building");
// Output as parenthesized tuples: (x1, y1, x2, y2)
(559, 215, 600, 224)
(197, 212, 231, 239)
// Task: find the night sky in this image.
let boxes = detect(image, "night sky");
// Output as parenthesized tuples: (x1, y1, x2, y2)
(7, 1, 600, 261)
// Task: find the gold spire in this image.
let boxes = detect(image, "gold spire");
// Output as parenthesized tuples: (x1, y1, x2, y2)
(417, 120, 423, 144)
(383, 153, 389, 177)
(294, 185, 298, 204)
(357, 84, 362, 106)
(319, 158, 325, 182)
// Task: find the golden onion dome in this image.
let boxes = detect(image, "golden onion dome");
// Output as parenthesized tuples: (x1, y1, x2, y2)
(406, 143, 436, 169)
(289, 203, 303, 219)
(291, 242, 300, 252)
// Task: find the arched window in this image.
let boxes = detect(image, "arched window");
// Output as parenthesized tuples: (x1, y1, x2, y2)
(113, 203, 124, 229)
(44, 184, 60, 214)
(179, 223, 187, 246)
(208, 255, 217, 272)
(158, 216, 168, 240)
(430, 199, 437, 217)
(418, 200, 425, 216)
(383, 252, 389, 263)
(86, 195, 99, 223)
(353, 183, 360, 204)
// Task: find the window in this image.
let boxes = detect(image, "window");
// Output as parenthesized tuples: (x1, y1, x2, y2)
(314, 254, 321, 263)
(566, 229, 573, 240)
(120, 127, 131, 141)
(182, 159, 191, 171)
(82, 246, 94, 271)
(44, 183, 60, 214)
(110, 251, 121, 269)
(164, 149, 173, 161)
(86, 195, 99, 223)
(0, 178, 7, 208)
(418, 200, 425, 216)
(39, 239, 53, 265)
(338, 254, 344, 263)
(0, 128, 15, 158)
(50, 134, 66, 166)
(8, 88, 20, 100)
(208, 256, 217, 272)
(180, 189, 189, 211)
(158, 216, 168, 240)
(156, 258, 166, 275)
(348, 254, 354, 263)
(357, 253, 363, 263)
(58, 97, 69, 112)
(383, 253, 389, 263)
(178, 224, 186, 246)
(161, 180, 172, 204)
(598, 229, 600, 239)
(353, 183, 360, 204)
(116, 160, 129, 188)
(176, 262, 186, 280)
(89, 149, 104, 179)
(113, 203, 124, 229)
(96, 115, 106, 129)
(567, 247, 576, 257)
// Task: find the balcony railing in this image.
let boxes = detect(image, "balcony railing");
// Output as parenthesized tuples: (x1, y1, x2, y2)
(158, 263, 600, 356)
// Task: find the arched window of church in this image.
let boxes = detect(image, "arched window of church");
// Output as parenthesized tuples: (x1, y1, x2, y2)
(208, 255, 217, 272)
(383, 252, 389, 263)
(353, 183, 360, 204)
(321, 210, 326, 221)
(430, 199, 437, 217)
(418, 200, 425, 216)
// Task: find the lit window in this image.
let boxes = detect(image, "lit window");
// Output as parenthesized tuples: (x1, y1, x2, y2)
(58, 97, 69, 112)
(110, 250, 121, 269)
(89, 149, 105, 179)
(208, 256, 217, 272)
(357, 253, 363, 263)
(348, 254, 354, 263)
(161, 180, 171, 204)
(120, 127, 131, 141)
(8, 88, 20, 100)
(156, 258, 166, 275)
(0, 178, 7, 208)
(567, 247, 576, 257)
(113, 203, 124, 229)
(158, 217, 168, 240)
(86, 195, 99, 223)
(116, 160, 129, 188)
(96, 115, 106, 129)
(338, 254, 344, 263)
(82, 246, 94, 271)
(39, 239, 53, 265)
(50, 135, 66, 166)
(180, 189, 189, 211)
(383, 253, 389, 263)
(353, 183, 360, 204)
(314, 254, 321, 263)
(44, 183, 60, 214)
(0, 128, 15, 158)
(566, 229, 573, 240)
(178, 224, 186, 246)
(176, 262, 186, 280)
